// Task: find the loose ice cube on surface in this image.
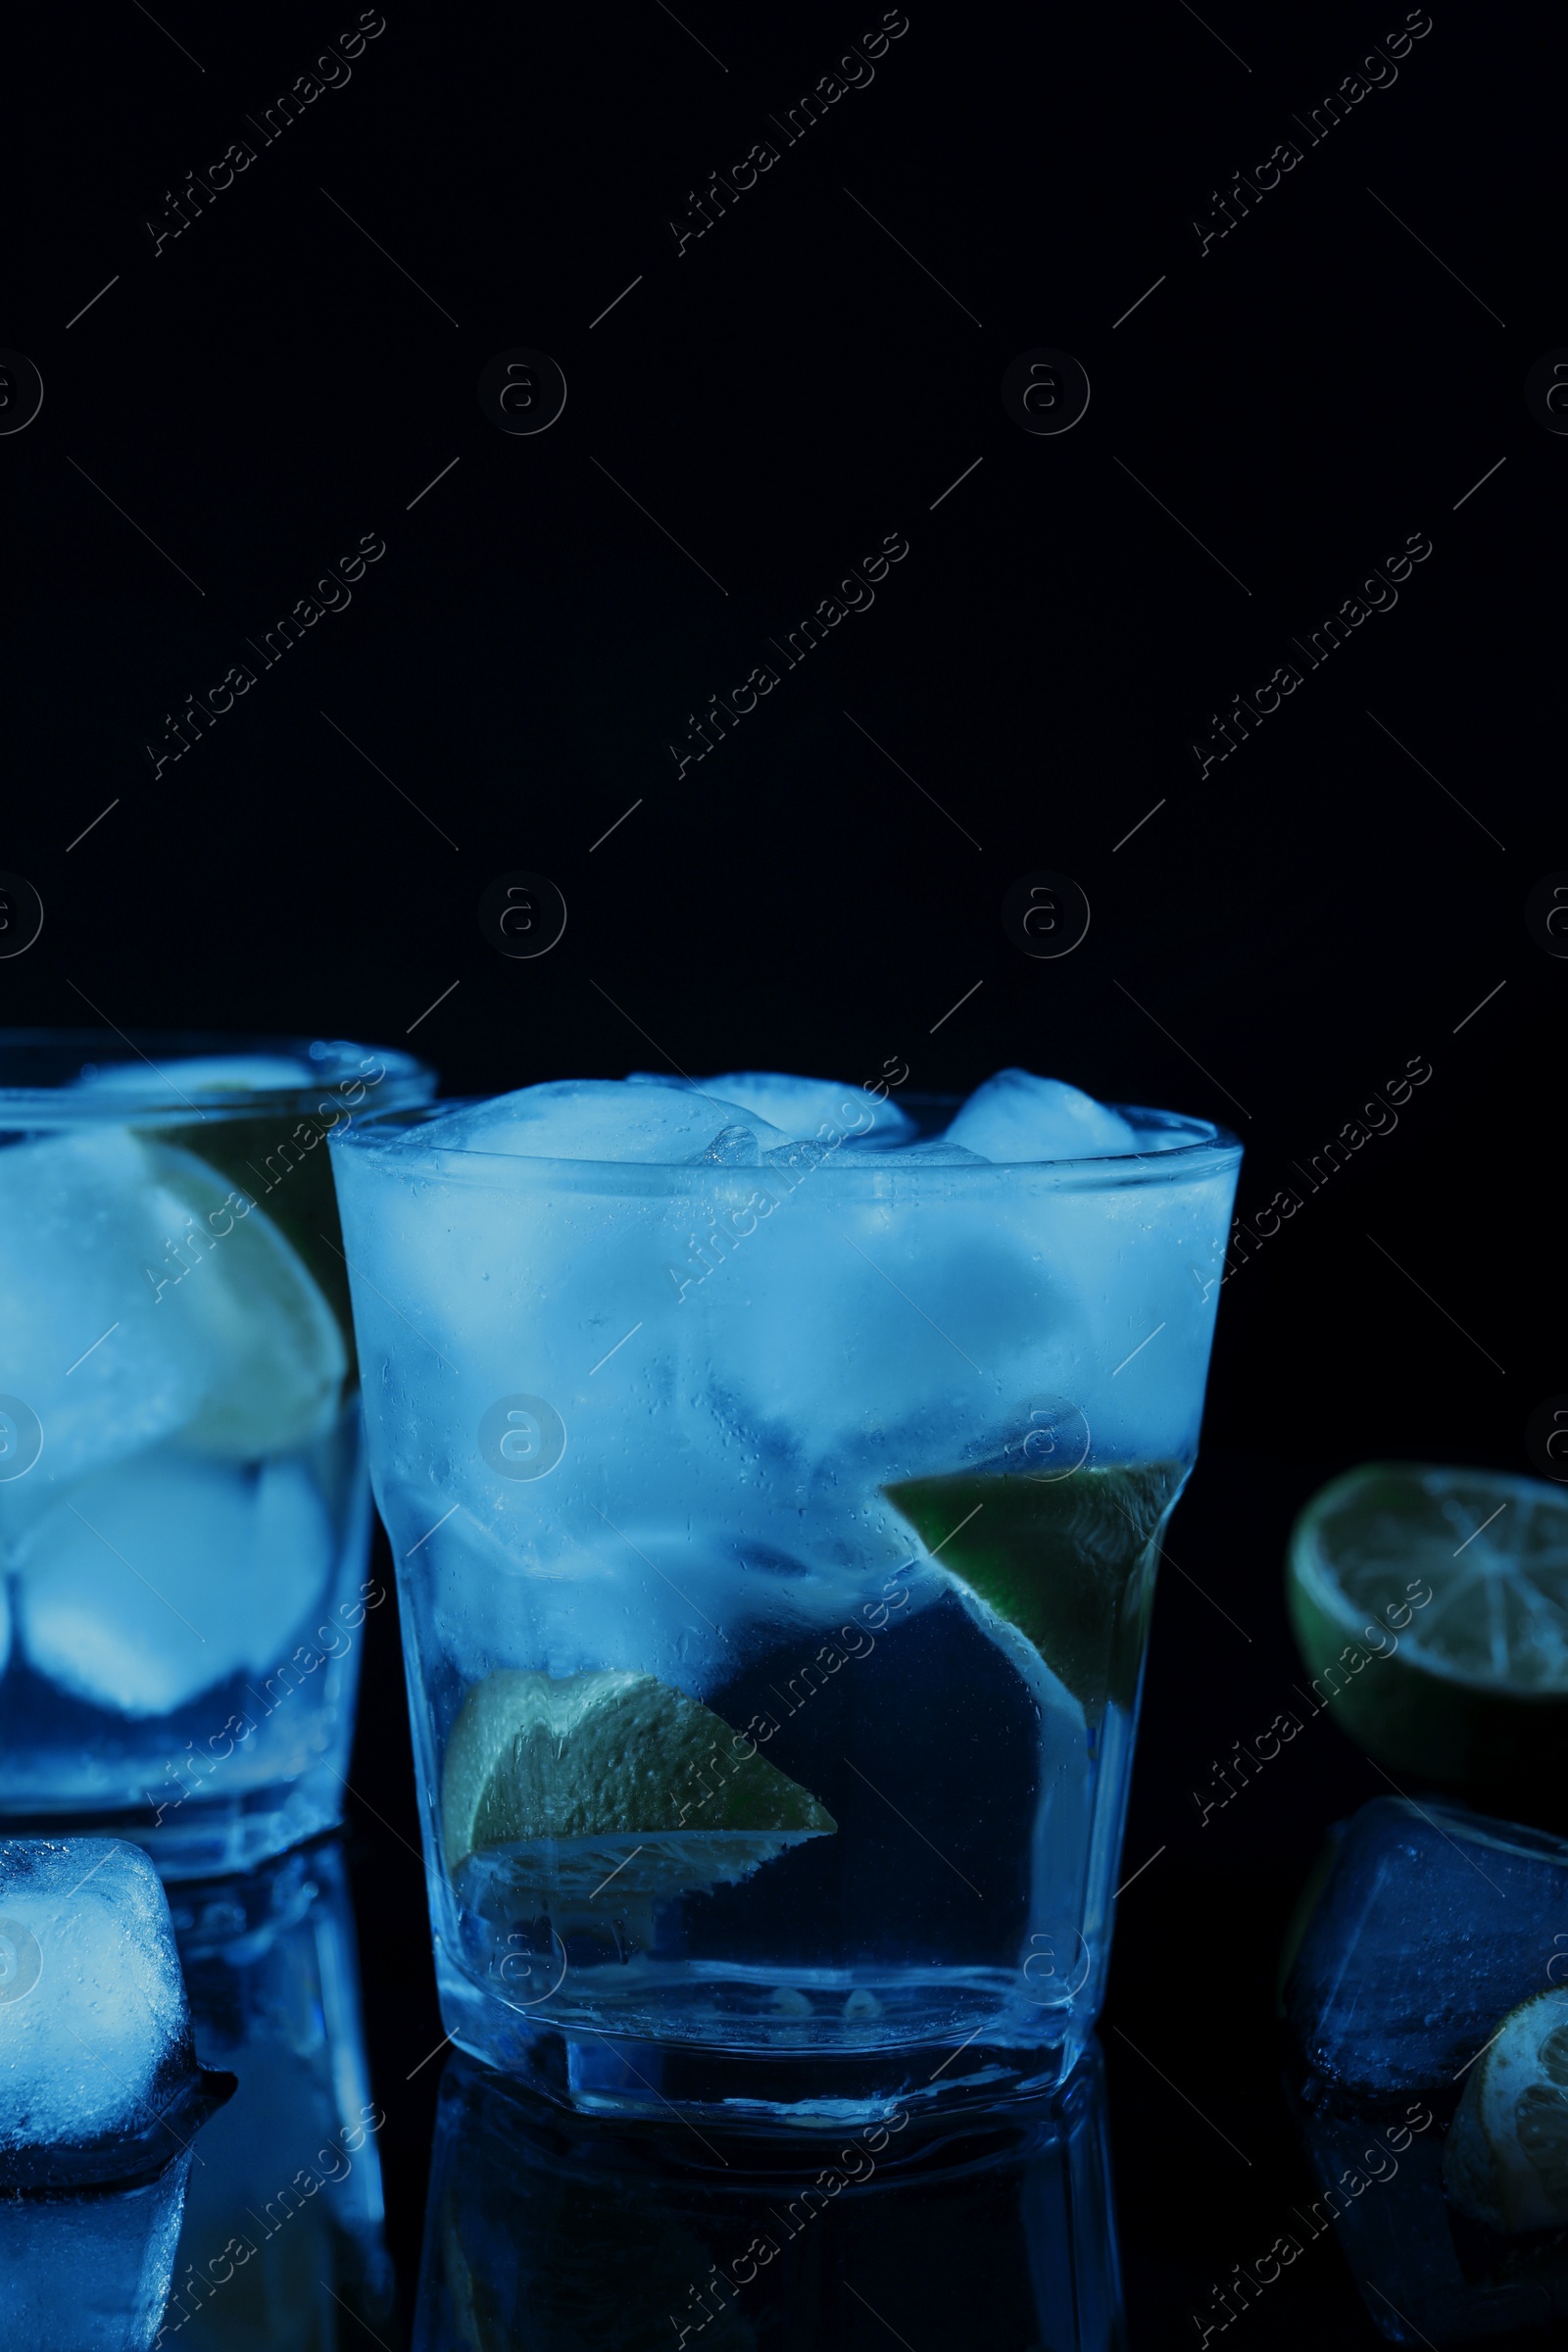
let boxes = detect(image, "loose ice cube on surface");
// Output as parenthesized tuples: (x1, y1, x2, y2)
(1283, 1797, 1568, 2101)
(0, 1838, 201, 2161)
(943, 1069, 1138, 1161)
(1283, 1804, 1568, 2344)
(16, 1451, 334, 1717)
(429, 1077, 787, 1163)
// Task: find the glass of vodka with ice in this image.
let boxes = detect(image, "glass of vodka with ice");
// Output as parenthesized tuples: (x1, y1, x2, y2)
(331, 1069, 1239, 2123)
(0, 1033, 434, 1874)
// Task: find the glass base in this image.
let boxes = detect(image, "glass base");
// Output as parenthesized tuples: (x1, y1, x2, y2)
(0, 1764, 343, 1881)
(436, 1947, 1082, 2128)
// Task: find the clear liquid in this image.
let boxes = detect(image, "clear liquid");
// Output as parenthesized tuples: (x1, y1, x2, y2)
(0, 1409, 372, 1876)
(397, 1507, 1161, 2121)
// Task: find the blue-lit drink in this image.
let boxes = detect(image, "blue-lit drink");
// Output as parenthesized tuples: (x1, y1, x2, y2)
(332, 1069, 1239, 2121)
(0, 1034, 433, 1874)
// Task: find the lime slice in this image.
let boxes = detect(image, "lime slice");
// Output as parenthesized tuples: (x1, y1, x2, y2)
(146, 1142, 348, 1458)
(144, 1112, 358, 1373)
(1286, 1464, 1568, 1809)
(442, 1670, 836, 1915)
(883, 1462, 1183, 1714)
(1445, 1986, 1568, 2232)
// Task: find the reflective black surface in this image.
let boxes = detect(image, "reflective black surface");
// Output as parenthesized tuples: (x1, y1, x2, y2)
(416, 2049, 1122, 2349)
(11, 1473, 1564, 2344)
(0, 2, 1551, 2325)
(298, 1458, 1564, 2349)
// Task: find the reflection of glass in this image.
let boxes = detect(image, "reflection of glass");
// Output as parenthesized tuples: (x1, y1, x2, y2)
(1288, 2090, 1568, 2346)
(1284, 1795, 1568, 2343)
(158, 1838, 398, 2348)
(0, 1033, 433, 1876)
(414, 2042, 1124, 2350)
(0, 2156, 195, 2350)
(333, 1095, 1237, 2120)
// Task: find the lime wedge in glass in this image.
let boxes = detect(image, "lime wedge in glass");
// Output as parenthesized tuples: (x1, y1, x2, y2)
(146, 1142, 348, 1457)
(146, 1111, 357, 1365)
(442, 1671, 835, 1922)
(883, 1462, 1183, 1716)
(1445, 1985, 1568, 2233)
(1287, 1463, 1568, 1811)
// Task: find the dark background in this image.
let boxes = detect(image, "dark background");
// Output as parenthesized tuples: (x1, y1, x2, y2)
(1, 0, 1555, 2338)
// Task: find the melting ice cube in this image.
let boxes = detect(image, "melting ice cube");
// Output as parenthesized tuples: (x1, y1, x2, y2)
(0, 1838, 200, 2156)
(943, 1069, 1138, 1162)
(683, 1070, 915, 1146)
(16, 1453, 334, 1717)
(429, 1076, 786, 1163)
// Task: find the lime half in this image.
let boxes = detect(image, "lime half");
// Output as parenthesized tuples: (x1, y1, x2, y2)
(1445, 1986, 1568, 2233)
(1287, 1463, 1568, 1812)
(441, 1670, 835, 1919)
(884, 1462, 1182, 1715)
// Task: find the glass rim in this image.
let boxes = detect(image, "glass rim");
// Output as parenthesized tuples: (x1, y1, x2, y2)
(329, 1095, 1244, 1194)
(0, 1028, 433, 1123)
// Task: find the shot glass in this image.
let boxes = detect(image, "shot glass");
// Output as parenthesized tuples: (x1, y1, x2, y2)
(331, 1088, 1239, 2122)
(0, 1033, 433, 1875)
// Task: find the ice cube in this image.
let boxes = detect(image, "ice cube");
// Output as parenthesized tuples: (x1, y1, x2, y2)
(0, 2156, 194, 2349)
(1284, 1795, 1568, 2101)
(694, 1124, 761, 1165)
(336, 1068, 1231, 1635)
(1282, 1798, 1568, 2343)
(0, 1838, 197, 2153)
(697, 1172, 1085, 1497)
(410, 1487, 904, 1694)
(0, 1132, 212, 1544)
(0, 1132, 346, 1566)
(428, 1077, 786, 1163)
(858, 1139, 989, 1163)
(698, 1132, 1229, 1502)
(943, 1069, 1138, 1161)
(684, 1070, 916, 1146)
(16, 1452, 334, 1717)
(70, 1052, 318, 1100)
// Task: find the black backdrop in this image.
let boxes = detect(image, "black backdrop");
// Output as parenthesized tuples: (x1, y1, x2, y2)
(1, 0, 1555, 2338)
